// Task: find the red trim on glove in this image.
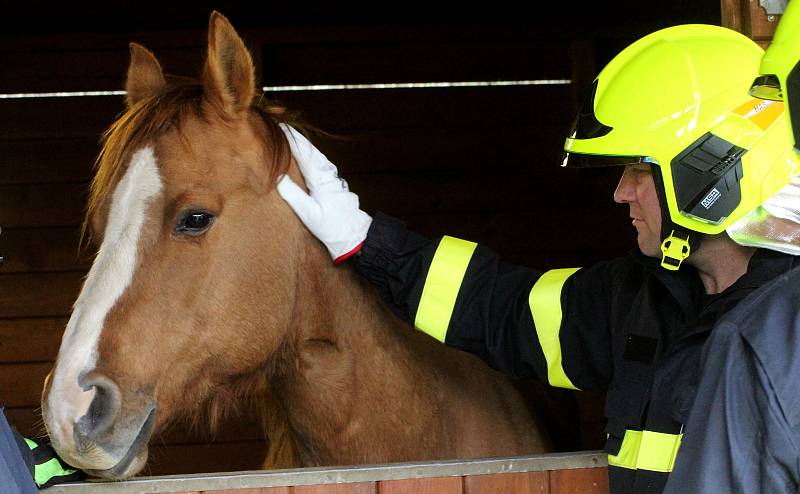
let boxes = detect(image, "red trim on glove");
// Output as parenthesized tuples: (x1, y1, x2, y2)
(334, 241, 365, 265)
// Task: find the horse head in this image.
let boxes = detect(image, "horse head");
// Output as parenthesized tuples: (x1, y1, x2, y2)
(41, 12, 313, 478)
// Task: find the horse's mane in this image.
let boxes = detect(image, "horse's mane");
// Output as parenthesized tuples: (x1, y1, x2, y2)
(82, 76, 300, 247)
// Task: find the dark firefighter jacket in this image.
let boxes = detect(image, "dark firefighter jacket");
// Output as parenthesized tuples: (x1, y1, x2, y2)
(664, 265, 800, 493)
(354, 212, 799, 494)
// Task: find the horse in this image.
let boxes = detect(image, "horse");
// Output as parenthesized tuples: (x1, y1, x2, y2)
(40, 11, 549, 479)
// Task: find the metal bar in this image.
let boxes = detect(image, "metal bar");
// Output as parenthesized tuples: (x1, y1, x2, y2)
(0, 79, 571, 100)
(49, 451, 607, 493)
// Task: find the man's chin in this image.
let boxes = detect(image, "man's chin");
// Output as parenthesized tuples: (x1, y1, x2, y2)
(637, 238, 663, 259)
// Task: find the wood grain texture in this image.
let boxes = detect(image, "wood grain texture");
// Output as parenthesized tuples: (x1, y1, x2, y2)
(0, 271, 84, 317)
(378, 477, 462, 494)
(464, 471, 548, 494)
(293, 483, 377, 494)
(549, 468, 609, 494)
(0, 317, 66, 362)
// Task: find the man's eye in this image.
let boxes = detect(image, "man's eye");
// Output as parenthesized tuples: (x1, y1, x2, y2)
(175, 211, 215, 236)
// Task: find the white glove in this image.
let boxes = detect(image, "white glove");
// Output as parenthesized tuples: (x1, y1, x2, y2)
(277, 124, 373, 264)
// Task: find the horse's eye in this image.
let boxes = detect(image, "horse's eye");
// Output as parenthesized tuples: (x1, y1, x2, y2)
(175, 211, 215, 236)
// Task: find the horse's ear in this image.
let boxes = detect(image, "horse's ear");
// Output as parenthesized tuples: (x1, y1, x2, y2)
(202, 11, 256, 116)
(125, 43, 166, 107)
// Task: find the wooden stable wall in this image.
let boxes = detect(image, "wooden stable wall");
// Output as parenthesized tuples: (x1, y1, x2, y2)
(0, 2, 721, 476)
(112, 469, 609, 494)
(53, 453, 609, 494)
(722, 0, 782, 47)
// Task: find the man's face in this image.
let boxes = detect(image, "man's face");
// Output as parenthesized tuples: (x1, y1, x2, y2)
(613, 164, 663, 257)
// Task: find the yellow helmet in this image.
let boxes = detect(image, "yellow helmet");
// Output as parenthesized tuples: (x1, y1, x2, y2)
(751, 0, 800, 149)
(563, 24, 799, 270)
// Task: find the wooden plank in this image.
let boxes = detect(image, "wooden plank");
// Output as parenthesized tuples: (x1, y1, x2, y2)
(721, 0, 745, 32)
(146, 441, 268, 476)
(378, 476, 462, 494)
(1, 39, 571, 92)
(0, 183, 86, 228)
(293, 483, 377, 493)
(204, 489, 265, 494)
(0, 227, 89, 273)
(0, 25, 568, 92)
(5, 404, 266, 445)
(0, 98, 121, 141)
(0, 362, 51, 407)
(4, 407, 47, 438)
(577, 392, 607, 450)
(278, 86, 574, 132)
(0, 138, 97, 185)
(195, 488, 289, 494)
(0, 317, 66, 362)
(0, 46, 205, 94)
(260, 40, 571, 86)
(0, 125, 567, 187)
(463, 471, 548, 493)
(548, 467, 609, 494)
(0, 272, 84, 318)
(0, 86, 573, 140)
(0, 166, 609, 229)
(0, 25, 558, 55)
(0, 125, 567, 185)
(306, 125, 570, 176)
(746, 0, 780, 41)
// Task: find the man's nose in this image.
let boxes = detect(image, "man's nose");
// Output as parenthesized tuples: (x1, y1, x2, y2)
(613, 167, 636, 204)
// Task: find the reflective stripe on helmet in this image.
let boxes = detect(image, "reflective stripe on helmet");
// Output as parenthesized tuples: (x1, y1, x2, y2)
(528, 268, 581, 390)
(607, 429, 683, 473)
(414, 236, 477, 342)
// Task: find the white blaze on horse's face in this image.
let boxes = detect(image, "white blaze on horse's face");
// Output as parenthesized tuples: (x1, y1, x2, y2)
(45, 147, 162, 466)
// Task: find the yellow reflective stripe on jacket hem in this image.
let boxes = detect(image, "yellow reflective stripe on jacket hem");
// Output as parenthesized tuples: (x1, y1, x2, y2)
(529, 268, 580, 390)
(608, 430, 683, 473)
(415, 236, 478, 342)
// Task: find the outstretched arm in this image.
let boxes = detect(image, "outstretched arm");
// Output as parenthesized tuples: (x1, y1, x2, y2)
(277, 125, 614, 390)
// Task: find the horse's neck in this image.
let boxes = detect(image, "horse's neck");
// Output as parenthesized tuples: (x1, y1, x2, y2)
(271, 242, 431, 465)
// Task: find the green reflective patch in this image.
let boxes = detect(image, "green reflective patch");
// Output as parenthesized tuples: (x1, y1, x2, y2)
(35, 457, 78, 487)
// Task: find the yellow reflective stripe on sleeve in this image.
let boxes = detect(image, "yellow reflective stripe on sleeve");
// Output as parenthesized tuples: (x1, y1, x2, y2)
(607, 430, 684, 473)
(414, 236, 478, 342)
(529, 268, 581, 390)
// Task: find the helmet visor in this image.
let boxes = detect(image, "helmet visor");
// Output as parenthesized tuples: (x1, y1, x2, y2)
(561, 152, 656, 168)
(749, 74, 782, 101)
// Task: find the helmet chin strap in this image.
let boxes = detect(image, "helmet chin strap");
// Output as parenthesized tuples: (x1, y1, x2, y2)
(650, 165, 701, 270)
(660, 227, 693, 270)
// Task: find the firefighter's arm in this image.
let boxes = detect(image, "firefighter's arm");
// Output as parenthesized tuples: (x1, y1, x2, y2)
(277, 123, 613, 389)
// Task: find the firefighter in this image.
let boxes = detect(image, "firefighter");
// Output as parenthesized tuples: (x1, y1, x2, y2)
(664, 5, 800, 492)
(276, 24, 800, 493)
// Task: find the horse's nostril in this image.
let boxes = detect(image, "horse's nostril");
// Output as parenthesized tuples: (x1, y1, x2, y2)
(74, 372, 121, 443)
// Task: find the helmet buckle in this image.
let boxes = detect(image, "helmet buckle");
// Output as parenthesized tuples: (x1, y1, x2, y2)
(660, 231, 691, 271)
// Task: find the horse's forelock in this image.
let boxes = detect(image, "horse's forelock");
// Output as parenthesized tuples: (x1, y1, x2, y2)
(83, 81, 298, 249)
